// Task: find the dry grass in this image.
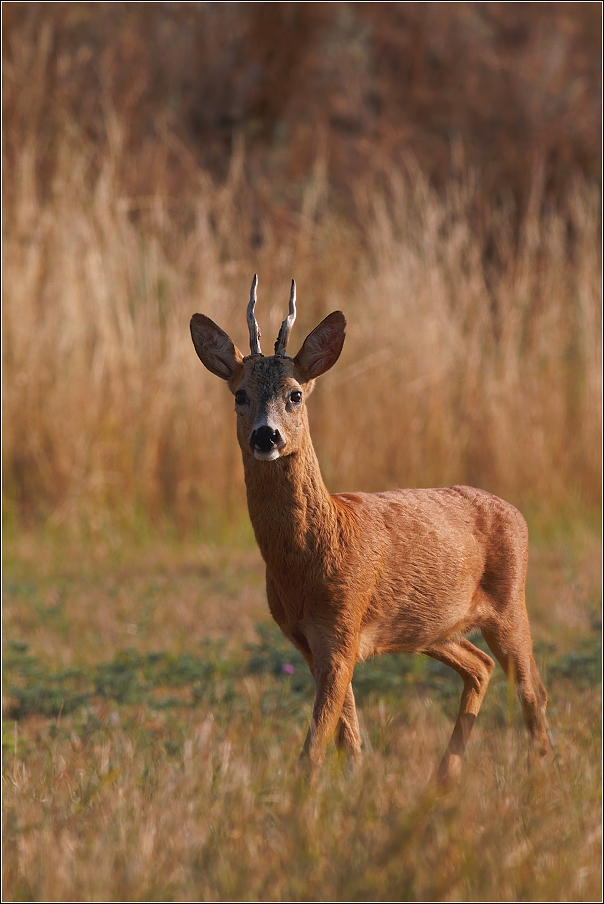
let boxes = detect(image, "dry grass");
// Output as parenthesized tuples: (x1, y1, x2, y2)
(3, 707, 601, 902)
(3, 127, 601, 531)
(2, 526, 601, 902)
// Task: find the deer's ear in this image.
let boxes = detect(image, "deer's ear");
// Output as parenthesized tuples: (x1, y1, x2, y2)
(293, 311, 346, 381)
(190, 314, 244, 382)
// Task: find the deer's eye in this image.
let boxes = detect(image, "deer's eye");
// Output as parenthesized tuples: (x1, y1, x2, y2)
(290, 390, 302, 405)
(235, 390, 247, 406)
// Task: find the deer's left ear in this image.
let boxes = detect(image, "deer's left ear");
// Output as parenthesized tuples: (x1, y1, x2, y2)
(293, 311, 346, 382)
(190, 314, 244, 384)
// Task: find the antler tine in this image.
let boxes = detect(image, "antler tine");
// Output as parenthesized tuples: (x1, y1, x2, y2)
(274, 279, 297, 357)
(247, 274, 262, 356)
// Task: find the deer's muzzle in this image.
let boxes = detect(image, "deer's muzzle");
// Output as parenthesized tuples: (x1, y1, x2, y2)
(250, 425, 284, 459)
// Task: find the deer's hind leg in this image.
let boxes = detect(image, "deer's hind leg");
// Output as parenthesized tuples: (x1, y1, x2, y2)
(425, 637, 495, 785)
(480, 508, 548, 759)
(482, 616, 548, 759)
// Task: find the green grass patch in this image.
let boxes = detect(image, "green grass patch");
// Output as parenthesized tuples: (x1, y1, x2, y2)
(3, 640, 237, 720)
(5, 620, 600, 724)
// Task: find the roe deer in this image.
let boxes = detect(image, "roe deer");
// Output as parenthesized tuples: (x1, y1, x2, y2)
(190, 275, 548, 782)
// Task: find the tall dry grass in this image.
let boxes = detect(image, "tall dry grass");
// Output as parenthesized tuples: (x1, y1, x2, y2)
(3, 125, 601, 532)
(3, 701, 601, 902)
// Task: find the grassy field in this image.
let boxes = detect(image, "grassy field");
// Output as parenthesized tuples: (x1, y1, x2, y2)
(2, 519, 601, 902)
(3, 8, 601, 900)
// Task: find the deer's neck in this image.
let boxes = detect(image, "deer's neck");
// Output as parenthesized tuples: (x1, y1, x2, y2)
(242, 434, 337, 573)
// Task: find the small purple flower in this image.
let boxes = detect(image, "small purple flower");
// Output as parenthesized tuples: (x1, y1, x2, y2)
(282, 663, 295, 675)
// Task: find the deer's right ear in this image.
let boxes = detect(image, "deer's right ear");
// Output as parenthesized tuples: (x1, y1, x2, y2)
(190, 314, 244, 383)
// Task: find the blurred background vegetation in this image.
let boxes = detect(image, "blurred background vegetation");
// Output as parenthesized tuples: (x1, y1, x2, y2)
(3, 1, 602, 534)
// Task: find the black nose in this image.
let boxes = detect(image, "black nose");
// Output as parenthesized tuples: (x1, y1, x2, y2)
(250, 426, 282, 453)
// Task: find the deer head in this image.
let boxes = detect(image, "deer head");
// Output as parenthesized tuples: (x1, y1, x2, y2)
(190, 275, 346, 461)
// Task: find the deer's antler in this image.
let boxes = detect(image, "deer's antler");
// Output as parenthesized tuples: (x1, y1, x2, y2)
(247, 274, 262, 356)
(274, 279, 297, 357)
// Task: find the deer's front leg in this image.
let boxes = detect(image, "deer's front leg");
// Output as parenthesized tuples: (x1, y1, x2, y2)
(301, 681, 362, 761)
(335, 683, 362, 758)
(301, 653, 355, 767)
